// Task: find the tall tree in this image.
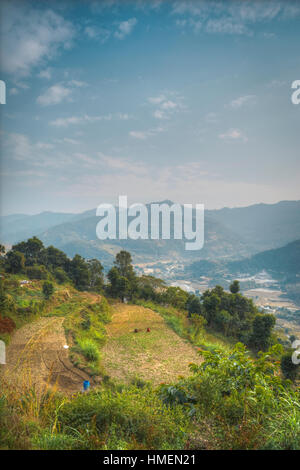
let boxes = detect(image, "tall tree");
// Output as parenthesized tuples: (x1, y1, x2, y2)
(12, 237, 44, 266)
(251, 314, 276, 351)
(230, 280, 240, 294)
(5, 250, 25, 273)
(87, 259, 104, 292)
(114, 251, 135, 279)
(69, 254, 90, 291)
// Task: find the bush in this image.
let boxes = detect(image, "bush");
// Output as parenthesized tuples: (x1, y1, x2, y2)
(58, 387, 189, 449)
(159, 343, 300, 449)
(26, 265, 48, 280)
(281, 351, 299, 381)
(53, 268, 69, 284)
(77, 338, 100, 362)
(42, 281, 54, 299)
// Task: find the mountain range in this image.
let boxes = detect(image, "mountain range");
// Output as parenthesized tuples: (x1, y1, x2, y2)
(1, 200, 300, 269)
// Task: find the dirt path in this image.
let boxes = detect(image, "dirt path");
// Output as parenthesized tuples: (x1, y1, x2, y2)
(102, 304, 203, 385)
(2, 317, 91, 395)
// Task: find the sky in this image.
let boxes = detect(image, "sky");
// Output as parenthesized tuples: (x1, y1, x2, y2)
(0, 0, 299, 215)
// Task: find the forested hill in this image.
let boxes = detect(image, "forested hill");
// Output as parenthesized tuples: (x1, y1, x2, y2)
(1, 200, 300, 265)
(227, 239, 300, 279)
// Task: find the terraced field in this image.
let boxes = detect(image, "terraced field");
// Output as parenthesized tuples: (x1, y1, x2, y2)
(2, 316, 91, 395)
(102, 303, 202, 385)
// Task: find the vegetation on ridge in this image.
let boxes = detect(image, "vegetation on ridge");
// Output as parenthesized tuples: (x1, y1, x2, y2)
(0, 238, 299, 450)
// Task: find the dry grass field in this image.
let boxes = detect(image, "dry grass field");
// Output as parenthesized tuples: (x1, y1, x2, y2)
(2, 316, 91, 395)
(102, 303, 203, 385)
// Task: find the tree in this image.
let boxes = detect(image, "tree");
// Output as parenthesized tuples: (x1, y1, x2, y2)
(0, 244, 5, 255)
(230, 280, 240, 294)
(114, 250, 135, 279)
(117, 276, 130, 303)
(107, 267, 129, 302)
(5, 250, 25, 273)
(203, 292, 221, 326)
(42, 281, 54, 299)
(186, 295, 202, 317)
(107, 266, 120, 298)
(87, 259, 104, 292)
(69, 254, 90, 291)
(281, 351, 299, 382)
(110, 251, 138, 300)
(43, 245, 70, 271)
(26, 264, 48, 280)
(215, 309, 232, 335)
(250, 313, 276, 351)
(53, 267, 70, 284)
(12, 237, 44, 266)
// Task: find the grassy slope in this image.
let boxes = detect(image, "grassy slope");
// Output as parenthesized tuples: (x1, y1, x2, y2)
(2, 275, 232, 389)
(102, 303, 203, 385)
(1, 276, 111, 389)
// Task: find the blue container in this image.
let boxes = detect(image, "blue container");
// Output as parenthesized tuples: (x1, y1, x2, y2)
(83, 380, 90, 391)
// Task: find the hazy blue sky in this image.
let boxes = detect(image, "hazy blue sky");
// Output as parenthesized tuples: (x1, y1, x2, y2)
(0, 0, 299, 214)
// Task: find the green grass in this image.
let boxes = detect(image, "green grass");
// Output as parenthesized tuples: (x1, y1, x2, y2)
(63, 298, 111, 376)
(136, 300, 232, 354)
(77, 338, 100, 362)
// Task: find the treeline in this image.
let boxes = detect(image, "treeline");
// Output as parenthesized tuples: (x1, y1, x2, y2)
(105, 251, 276, 352)
(0, 237, 104, 292)
(0, 238, 276, 351)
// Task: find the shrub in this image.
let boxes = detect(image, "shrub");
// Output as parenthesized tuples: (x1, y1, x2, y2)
(159, 343, 300, 449)
(26, 265, 48, 280)
(58, 387, 189, 449)
(281, 351, 299, 382)
(77, 338, 100, 362)
(42, 281, 54, 299)
(53, 268, 69, 284)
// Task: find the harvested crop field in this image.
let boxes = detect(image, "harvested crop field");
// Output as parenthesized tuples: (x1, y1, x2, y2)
(102, 304, 202, 385)
(2, 317, 91, 395)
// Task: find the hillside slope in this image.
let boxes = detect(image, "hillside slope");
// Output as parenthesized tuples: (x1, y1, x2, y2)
(228, 239, 300, 279)
(3, 317, 91, 395)
(102, 303, 202, 385)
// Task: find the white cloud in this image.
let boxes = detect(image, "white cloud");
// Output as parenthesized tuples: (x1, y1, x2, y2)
(49, 112, 129, 127)
(129, 127, 164, 140)
(9, 88, 19, 96)
(38, 68, 52, 79)
(229, 95, 256, 108)
(175, 18, 202, 33)
(148, 93, 184, 120)
(171, 1, 300, 36)
(98, 153, 146, 175)
(114, 18, 137, 40)
(148, 95, 166, 105)
(63, 138, 80, 145)
(37, 84, 72, 106)
(3, 133, 33, 160)
(161, 100, 177, 110)
(84, 25, 111, 43)
(219, 128, 248, 142)
(0, 2, 75, 76)
(153, 109, 167, 120)
(206, 18, 250, 35)
(68, 80, 88, 88)
(36, 142, 55, 150)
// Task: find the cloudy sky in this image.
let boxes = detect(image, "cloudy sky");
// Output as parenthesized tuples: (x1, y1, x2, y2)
(0, 0, 299, 215)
